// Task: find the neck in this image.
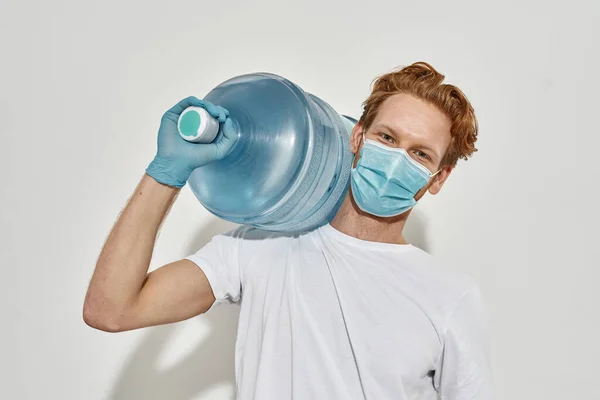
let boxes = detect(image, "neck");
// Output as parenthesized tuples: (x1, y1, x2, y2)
(329, 192, 410, 245)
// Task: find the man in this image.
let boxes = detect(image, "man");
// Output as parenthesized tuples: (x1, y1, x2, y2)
(84, 62, 493, 399)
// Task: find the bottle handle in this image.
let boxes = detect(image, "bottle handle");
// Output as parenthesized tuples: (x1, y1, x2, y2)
(177, 106, 220, 143)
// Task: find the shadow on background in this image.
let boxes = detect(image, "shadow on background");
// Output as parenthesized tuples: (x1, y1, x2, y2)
(109, 218, 240, 400)
(108, 211, 430, 400)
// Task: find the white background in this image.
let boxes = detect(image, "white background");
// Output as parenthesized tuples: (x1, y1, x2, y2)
(1, 0, 599, 399)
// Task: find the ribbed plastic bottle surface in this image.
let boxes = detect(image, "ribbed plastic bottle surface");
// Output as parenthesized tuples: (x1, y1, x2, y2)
(187, 73, 355, 232)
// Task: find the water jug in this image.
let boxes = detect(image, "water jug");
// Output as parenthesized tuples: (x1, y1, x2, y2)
(179, 73, 356, 232)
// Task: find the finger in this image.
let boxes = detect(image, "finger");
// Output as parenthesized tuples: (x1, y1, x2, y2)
(221, 118, 237, 140)
(203, 102, 229, 123)
(167, 96, 204, 115)
(215, 118, 238, 156)
(215, 106, 229, 123)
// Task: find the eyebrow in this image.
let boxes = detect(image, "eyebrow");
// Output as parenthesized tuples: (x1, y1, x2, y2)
(374, 123, 441, 161)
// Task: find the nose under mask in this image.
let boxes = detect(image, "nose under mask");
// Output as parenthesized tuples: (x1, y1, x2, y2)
(350, 137, 439, 217)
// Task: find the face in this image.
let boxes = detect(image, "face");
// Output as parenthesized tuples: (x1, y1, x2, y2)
(350, 93, 454, 200)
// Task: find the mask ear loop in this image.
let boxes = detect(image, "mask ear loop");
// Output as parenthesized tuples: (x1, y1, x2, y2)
(429, 168, 443, 181)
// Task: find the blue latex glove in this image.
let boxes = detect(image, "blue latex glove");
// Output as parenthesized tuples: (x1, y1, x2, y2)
(146, 96, 238, 188)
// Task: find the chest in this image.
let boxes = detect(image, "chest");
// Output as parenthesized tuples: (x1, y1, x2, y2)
(239, 240, 443, 376)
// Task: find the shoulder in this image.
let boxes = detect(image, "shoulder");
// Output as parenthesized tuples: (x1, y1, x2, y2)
(402, 247, 487, 322)
(413, 252, 490, 344)
(409, 247, 479, 296)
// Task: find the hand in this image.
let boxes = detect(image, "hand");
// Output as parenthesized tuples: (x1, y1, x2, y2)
(146, 96, 238, 188)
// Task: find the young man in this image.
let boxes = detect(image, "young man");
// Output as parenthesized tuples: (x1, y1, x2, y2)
(84, 62, 493, 399)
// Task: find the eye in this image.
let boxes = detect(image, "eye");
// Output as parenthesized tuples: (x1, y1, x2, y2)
(379, 133, 395, 144)
(413, 150, 431, 161)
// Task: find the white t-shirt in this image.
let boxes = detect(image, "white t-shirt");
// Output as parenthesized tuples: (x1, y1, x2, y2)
(186, 223, 493, 400)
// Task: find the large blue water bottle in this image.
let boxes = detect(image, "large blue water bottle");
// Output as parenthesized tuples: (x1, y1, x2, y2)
(178, 73, 356, 232)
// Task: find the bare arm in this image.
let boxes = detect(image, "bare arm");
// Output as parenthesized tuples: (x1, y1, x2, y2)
(83, 174, 216, 332)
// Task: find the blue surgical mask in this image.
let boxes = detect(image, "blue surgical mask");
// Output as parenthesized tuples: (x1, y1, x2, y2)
(350, 137, 439, 217)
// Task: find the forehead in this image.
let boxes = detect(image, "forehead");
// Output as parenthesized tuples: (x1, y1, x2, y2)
(372, 93, 452, 146)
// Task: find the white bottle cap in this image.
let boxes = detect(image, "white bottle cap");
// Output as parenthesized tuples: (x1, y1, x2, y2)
(178, 106, 220, 143)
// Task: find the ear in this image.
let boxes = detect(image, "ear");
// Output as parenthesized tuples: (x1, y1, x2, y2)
(350, 122, 365, 155)
(428, 165, 453, 195)
(414, 165, 453, 201)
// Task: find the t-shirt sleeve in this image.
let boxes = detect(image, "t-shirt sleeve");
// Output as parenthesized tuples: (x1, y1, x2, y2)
(435, 285, 494, 400)
(185, 225, 248, 309)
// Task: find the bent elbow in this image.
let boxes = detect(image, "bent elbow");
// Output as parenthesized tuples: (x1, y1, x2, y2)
(82, 303, 123, 333)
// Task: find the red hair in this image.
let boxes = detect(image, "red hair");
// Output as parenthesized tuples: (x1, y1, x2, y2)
(359, 62, 478, 167)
